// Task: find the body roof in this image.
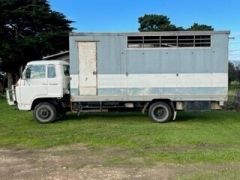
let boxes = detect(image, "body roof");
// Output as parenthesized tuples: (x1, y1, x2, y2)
(70, 31, 230, 36)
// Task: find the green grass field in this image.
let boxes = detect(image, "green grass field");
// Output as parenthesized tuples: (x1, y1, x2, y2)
(1, 99, 240, 164)
(1, 98, 240, 179)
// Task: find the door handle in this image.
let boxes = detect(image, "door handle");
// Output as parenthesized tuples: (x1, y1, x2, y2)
(93, 71, 97, 75)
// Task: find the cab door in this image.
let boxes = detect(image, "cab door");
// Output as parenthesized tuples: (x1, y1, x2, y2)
(19, 65, 47, 108)
(47, 64, 62, 97)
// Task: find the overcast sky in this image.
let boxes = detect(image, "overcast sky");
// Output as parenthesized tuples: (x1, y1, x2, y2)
(49, 0, 240, 61)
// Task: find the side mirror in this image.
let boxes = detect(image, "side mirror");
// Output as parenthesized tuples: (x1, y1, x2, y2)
(25, 68, 31, 79)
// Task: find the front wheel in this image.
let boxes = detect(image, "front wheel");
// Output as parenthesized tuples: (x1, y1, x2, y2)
(148, 102, 173, 123)
(33, 102, 57, 123)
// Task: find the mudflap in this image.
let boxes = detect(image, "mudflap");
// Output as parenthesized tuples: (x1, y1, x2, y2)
(173, 110, 177, 120)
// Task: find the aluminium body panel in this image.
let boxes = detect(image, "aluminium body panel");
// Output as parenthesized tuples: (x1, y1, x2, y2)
(69, 31, 229, 102)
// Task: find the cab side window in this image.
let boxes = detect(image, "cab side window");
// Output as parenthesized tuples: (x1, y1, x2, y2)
(47, 65, 56, 78)
(26, 65, 46, 79)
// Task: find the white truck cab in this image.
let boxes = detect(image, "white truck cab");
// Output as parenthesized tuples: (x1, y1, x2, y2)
(7, 60, 70, 123)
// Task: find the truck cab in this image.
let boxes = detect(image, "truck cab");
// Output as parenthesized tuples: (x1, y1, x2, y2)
(7, 60, 70, 123)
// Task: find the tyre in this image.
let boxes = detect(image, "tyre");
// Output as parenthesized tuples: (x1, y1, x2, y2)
(33, 102, 57, 123)
(148, 102, 173, 123)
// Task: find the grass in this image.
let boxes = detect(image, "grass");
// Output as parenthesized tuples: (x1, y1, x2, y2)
(1, 99, 240, 165)
(1, 98, 240, 179)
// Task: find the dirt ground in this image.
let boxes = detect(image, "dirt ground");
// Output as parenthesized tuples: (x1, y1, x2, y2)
(0, 144, 239, 180)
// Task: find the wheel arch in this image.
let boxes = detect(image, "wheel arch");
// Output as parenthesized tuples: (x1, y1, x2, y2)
(31, 98, 59, 110)
(148, 99, 175, 111)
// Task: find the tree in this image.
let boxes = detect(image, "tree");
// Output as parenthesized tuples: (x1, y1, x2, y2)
(138, 14, 183, 32)
(0, 0, 73, 88)
(188, 23, 214, 31)
(138, 14, 214, 32)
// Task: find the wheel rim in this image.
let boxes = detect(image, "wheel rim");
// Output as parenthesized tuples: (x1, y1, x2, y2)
(153, 105, 169, 121)
(39, 108, 51, 119)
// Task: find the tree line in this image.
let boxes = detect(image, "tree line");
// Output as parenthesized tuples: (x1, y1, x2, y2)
(138, 14, 213, 32)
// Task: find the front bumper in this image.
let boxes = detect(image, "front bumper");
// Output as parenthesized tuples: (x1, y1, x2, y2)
(6, 86, 17, 106)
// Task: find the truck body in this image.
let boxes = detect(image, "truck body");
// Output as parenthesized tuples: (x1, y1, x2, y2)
(7, 31, 230, 123)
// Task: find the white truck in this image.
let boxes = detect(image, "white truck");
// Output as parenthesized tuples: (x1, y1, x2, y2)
(7, 31, 229, 123)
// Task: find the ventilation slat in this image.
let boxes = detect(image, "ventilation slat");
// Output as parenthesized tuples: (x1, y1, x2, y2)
(127, 35, 211, 48)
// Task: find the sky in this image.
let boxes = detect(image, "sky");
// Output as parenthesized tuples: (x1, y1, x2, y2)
(49, 0, 240, 62)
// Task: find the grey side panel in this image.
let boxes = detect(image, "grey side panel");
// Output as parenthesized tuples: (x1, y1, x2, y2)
(125, 34, 228, 74)
(70, 33, 229, 75)
(69, 35, 79, 75)
(211, 34, 229, 73)
(126, 49, 214, 74)
(97, 35, 126, 74)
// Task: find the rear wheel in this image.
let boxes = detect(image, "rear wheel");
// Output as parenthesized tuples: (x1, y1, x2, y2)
(148, 102, 173, 123)
(33, 102, 57, 123)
